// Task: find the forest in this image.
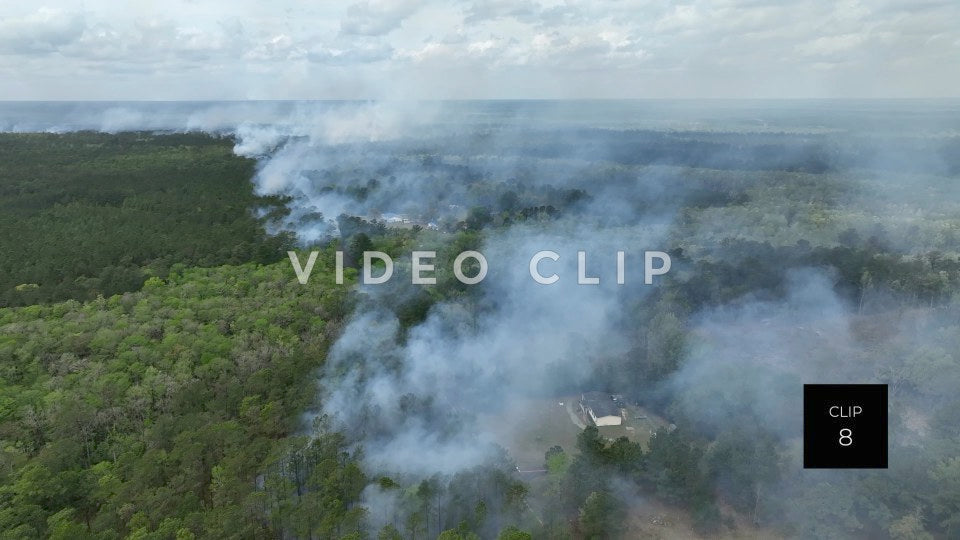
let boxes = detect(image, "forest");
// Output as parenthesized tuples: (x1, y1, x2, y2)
(0, 132, 294, 307)
(0, 117, 959, 540)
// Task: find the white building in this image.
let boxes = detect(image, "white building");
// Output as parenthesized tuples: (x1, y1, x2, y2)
(580, 392, 623, 426)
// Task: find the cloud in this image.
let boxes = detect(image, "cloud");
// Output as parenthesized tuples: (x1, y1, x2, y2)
(244, 33, 304, 62)
(308, 41, 393, 65)
(0, 8, 85, 54)
(340, 0, 420, 36)
(653, 4, 702, 35)
(0, 0, 958, 98)
(463, 0, 544, 24)
(796, 33, 868, 58)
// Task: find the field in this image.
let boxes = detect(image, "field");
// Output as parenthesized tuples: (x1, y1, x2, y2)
(478, 397, 583, 469)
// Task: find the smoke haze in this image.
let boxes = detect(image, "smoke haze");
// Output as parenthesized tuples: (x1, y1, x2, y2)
(2, 99, 959, 536)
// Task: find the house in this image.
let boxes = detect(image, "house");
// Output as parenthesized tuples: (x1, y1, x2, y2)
(580, 392, 623, 426)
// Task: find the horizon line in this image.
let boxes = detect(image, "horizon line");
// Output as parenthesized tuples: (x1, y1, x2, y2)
(1, 97, 960, 103)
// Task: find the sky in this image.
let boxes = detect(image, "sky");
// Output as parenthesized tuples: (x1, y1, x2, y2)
(0, 0, 957, 100)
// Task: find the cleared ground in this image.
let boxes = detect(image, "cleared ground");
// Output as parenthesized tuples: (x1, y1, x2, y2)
(479, 395, 670, 470)
(478, 397, 583, 469)
(592, 400, 671, 448)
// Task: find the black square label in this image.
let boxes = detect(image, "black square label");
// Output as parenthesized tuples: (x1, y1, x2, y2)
(803, 384, 887, 469)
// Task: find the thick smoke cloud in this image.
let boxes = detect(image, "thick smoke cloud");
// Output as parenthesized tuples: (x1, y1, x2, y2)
(318, 222, 668, 474)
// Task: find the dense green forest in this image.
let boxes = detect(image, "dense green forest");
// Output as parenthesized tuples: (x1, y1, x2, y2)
(1, 129, 959, 539)
(0, 256, 351, 538)
(0, 133, 293, 307)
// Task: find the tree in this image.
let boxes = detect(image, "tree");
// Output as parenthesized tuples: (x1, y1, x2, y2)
(465, 207, 492, 231)
(931, 457, 960, 536)
(377, 524, 403, 540)
(347, 233, 374, 268)
(545, 446, 570, 476)
(498, 191, 520, 212)
(438, 521, 480, 540)
(644, 312, 686, 381)
(496, 525, 532, 540)
(888, 509, 933, 540)
(705, 428, 781, 519)
(789, 482, 862, 539)
(579, 491, 625, 540)
(576, 427, 605, 461)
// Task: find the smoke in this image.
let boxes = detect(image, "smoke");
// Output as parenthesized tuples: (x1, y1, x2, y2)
(2, 99, 958, 535)
(319, 221, 669, 473)
(668, 269, 848, 439)
(663, 229, 960, 534)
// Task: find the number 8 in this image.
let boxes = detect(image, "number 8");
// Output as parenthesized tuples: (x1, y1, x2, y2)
(839, 428, 853, 447)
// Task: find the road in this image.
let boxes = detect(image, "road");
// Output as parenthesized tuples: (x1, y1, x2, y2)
(565, 400, 587, 429)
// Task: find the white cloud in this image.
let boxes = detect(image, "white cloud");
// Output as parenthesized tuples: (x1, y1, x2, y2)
(308, 42, 393, 65)
(796, 33, 868, 58)
(340, 0, 420, 36)
(0, 0, 956, 98)
(654, 5, 702, 34)
(0, 8, 85, 54)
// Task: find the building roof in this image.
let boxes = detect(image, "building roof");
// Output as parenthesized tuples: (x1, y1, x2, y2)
(581, 392, 620, 418)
